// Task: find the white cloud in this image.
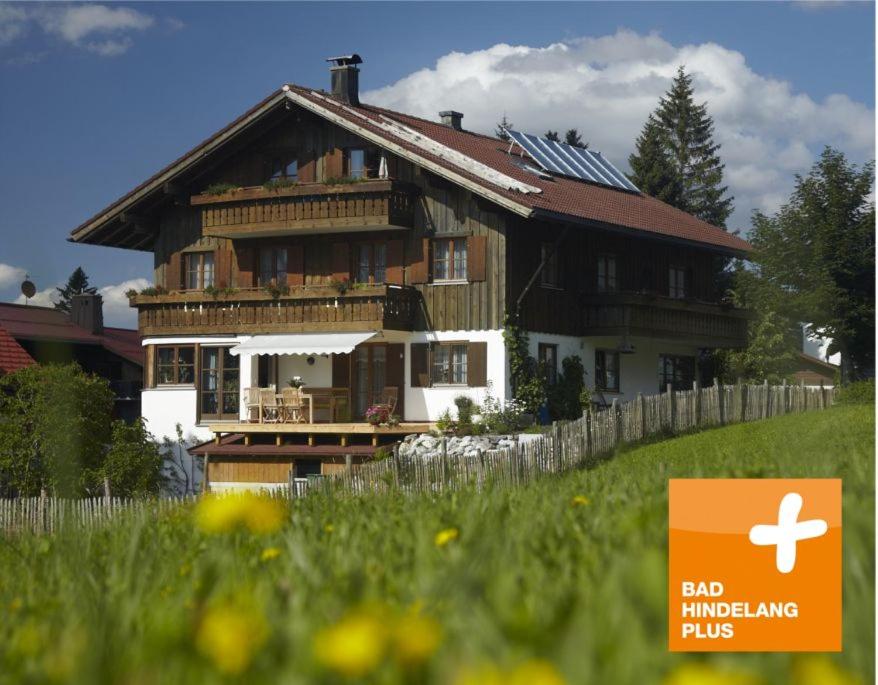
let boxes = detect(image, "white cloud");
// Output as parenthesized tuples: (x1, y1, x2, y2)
(0, 263, 27, 289)
(363, 31, 875, 232)
(0, 4, 26, 45)
(1, 4, 171, 58)
(98, 278, 149, 328)
(14, 285, 58, 308)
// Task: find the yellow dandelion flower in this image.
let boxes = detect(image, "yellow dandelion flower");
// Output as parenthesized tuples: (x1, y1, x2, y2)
(393, 612, 442, 667)
(324, 523, 335, 533)
(570, 495, 589, 507)
(313, 610, 388, 678)
(508, 659, 567, 685)
(792, 655, 862, 685)
(196, 603, 269, 676)
(260, 547, 281, 562)
(434, 527, 459, 547)
(195, 493, 285, 535)
(663, 662, 763, 685)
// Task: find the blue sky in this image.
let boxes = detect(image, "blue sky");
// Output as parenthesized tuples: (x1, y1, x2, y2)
(0, 1, 874, 326)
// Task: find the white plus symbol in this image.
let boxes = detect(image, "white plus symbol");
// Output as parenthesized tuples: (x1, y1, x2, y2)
(748, 492, 828, 574)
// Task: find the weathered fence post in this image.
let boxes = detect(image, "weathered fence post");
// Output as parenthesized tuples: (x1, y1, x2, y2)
(103, 477, 111, 507)
(585, 410, 592, 461)
(392, 444, 401, 489)
(440, 437, 448, 490)
(693, 379, 702, 427)
(715, 378, 725, 426)
(552, 422, 562, 472)
(638, 393, 646, 440)
(667, 384, 676, 433)
(762, 379, 770, 419)
(288, 467, 296, 499)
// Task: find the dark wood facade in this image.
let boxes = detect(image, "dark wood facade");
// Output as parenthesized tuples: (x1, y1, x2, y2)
(135, 109, 744, 345)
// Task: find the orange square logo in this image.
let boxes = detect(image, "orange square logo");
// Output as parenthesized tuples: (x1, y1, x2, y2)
(669, 479, 841, 652)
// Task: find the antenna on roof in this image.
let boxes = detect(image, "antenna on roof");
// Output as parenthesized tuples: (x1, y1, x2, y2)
(20, 276, 36, 305)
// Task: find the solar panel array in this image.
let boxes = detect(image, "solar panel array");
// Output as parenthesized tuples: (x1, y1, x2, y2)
(504, 129, 640, 193)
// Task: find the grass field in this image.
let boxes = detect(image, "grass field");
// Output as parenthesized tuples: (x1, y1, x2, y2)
(0, 405, 873, 685)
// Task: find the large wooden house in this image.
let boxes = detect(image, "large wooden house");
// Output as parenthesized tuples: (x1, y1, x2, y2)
(70, 55, 750, 490)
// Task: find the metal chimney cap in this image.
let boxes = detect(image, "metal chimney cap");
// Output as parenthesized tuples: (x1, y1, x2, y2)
(326, 54, 363, 67)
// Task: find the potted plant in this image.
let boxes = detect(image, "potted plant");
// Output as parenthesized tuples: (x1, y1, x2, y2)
(287, 376, 305, 389)
(365, 404, 389, 426)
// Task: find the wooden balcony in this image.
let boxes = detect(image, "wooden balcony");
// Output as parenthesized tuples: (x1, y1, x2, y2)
(191, 180, 417, 238)
(581, 292, 749, 347)
(131, 284, 419, 336)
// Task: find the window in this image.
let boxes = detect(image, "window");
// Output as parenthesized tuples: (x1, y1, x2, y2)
(259, 247, 287, 286)
(597, 254, 617, 293)
(267, 153, 298, 181)
(595, 350, 620, 392)
(540, 243, 562, 288)
(156, 346, 195, 385)
(669, 265, 687, 299)
(354, 243, 387, 284)
(431, 343, 468, 385)
(658, 355, 695, 392)
(346, 147, 381, 179)
(184, 252, 214, 291)
(539, 343, 558, 385)
(200, 347, 240, 420)
(433, 238, 467, 282)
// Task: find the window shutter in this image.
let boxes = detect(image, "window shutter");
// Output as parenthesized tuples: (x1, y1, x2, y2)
(166, 252, 182, 291)
(467, 235, 487, 282)
(325, 147, 344, 180)
(298, 150, 316, 183)
(467, 341, 488, 387)
(287, 245, 305, 287)
(145, 345, 155, 388)
(214, 246, 232, 288)
(386, 239, 404, 285)
(235, 246, 254, 288)
(408, 238, 430, 284)
(410, 343, 431, 387)
(331, 243, 350, 282)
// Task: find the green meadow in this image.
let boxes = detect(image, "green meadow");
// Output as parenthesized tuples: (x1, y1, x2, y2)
(0, 405, 873, 685)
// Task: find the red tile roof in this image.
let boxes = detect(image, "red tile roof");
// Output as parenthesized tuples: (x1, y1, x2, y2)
(285, 85, 751, 254)
(0, 323, 35, 374)
(0, 303, 142, 366)
(70, 83, 750, 255)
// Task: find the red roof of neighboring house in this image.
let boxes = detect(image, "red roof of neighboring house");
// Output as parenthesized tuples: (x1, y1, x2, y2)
(0, 323, 36, 374)
(69, 83, 751, 256)
(0, 303, 142, 366)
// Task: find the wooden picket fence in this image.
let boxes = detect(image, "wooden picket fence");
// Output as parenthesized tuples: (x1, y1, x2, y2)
(309, 380, 836, 497)
(0, 381, 834, 533)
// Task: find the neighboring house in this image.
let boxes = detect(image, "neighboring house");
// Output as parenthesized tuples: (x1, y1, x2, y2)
(68, 54, 750, 490)
(0, 296, 143, 421)
(791, 353, 838, 387)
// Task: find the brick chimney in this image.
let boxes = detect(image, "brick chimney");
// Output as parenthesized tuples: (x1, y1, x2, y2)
(439, 111, 463, 131)
(70, 293, 103, 334)
(327, 54, 362, 106)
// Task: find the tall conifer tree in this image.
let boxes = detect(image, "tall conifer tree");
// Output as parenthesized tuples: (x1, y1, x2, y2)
(55, 267, 97, 313)
(629, 66, 733, 228)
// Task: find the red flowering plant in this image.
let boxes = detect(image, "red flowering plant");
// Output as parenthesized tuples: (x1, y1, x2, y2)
(364, 404, 390, 426)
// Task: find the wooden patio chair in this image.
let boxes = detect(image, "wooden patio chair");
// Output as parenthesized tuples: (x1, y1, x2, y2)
(280, 387, 305, 423)
(259, 388, 280, 423)
(379, 386, 398, 415)
(244, 387, 261, 423)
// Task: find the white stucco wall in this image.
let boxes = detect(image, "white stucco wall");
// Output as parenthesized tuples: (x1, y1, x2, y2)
(403, 329, 507, 422)
(277, 353, 333, 389)
(142, 387, 214, 444)
(582, 336, 701, 402)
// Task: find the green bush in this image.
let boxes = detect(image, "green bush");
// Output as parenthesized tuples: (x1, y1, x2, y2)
(453, 395, 476, 424)
(835, 379, 875, 405)
(548, 355, 587, 420)
(103, 419, 164, 497)
(201, 182, 239, 196)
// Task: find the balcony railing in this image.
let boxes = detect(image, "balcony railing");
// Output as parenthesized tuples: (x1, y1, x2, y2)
(130, 284, 419, 336)
(191, 180, 417, 238)
(581, 292, 749, 347)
